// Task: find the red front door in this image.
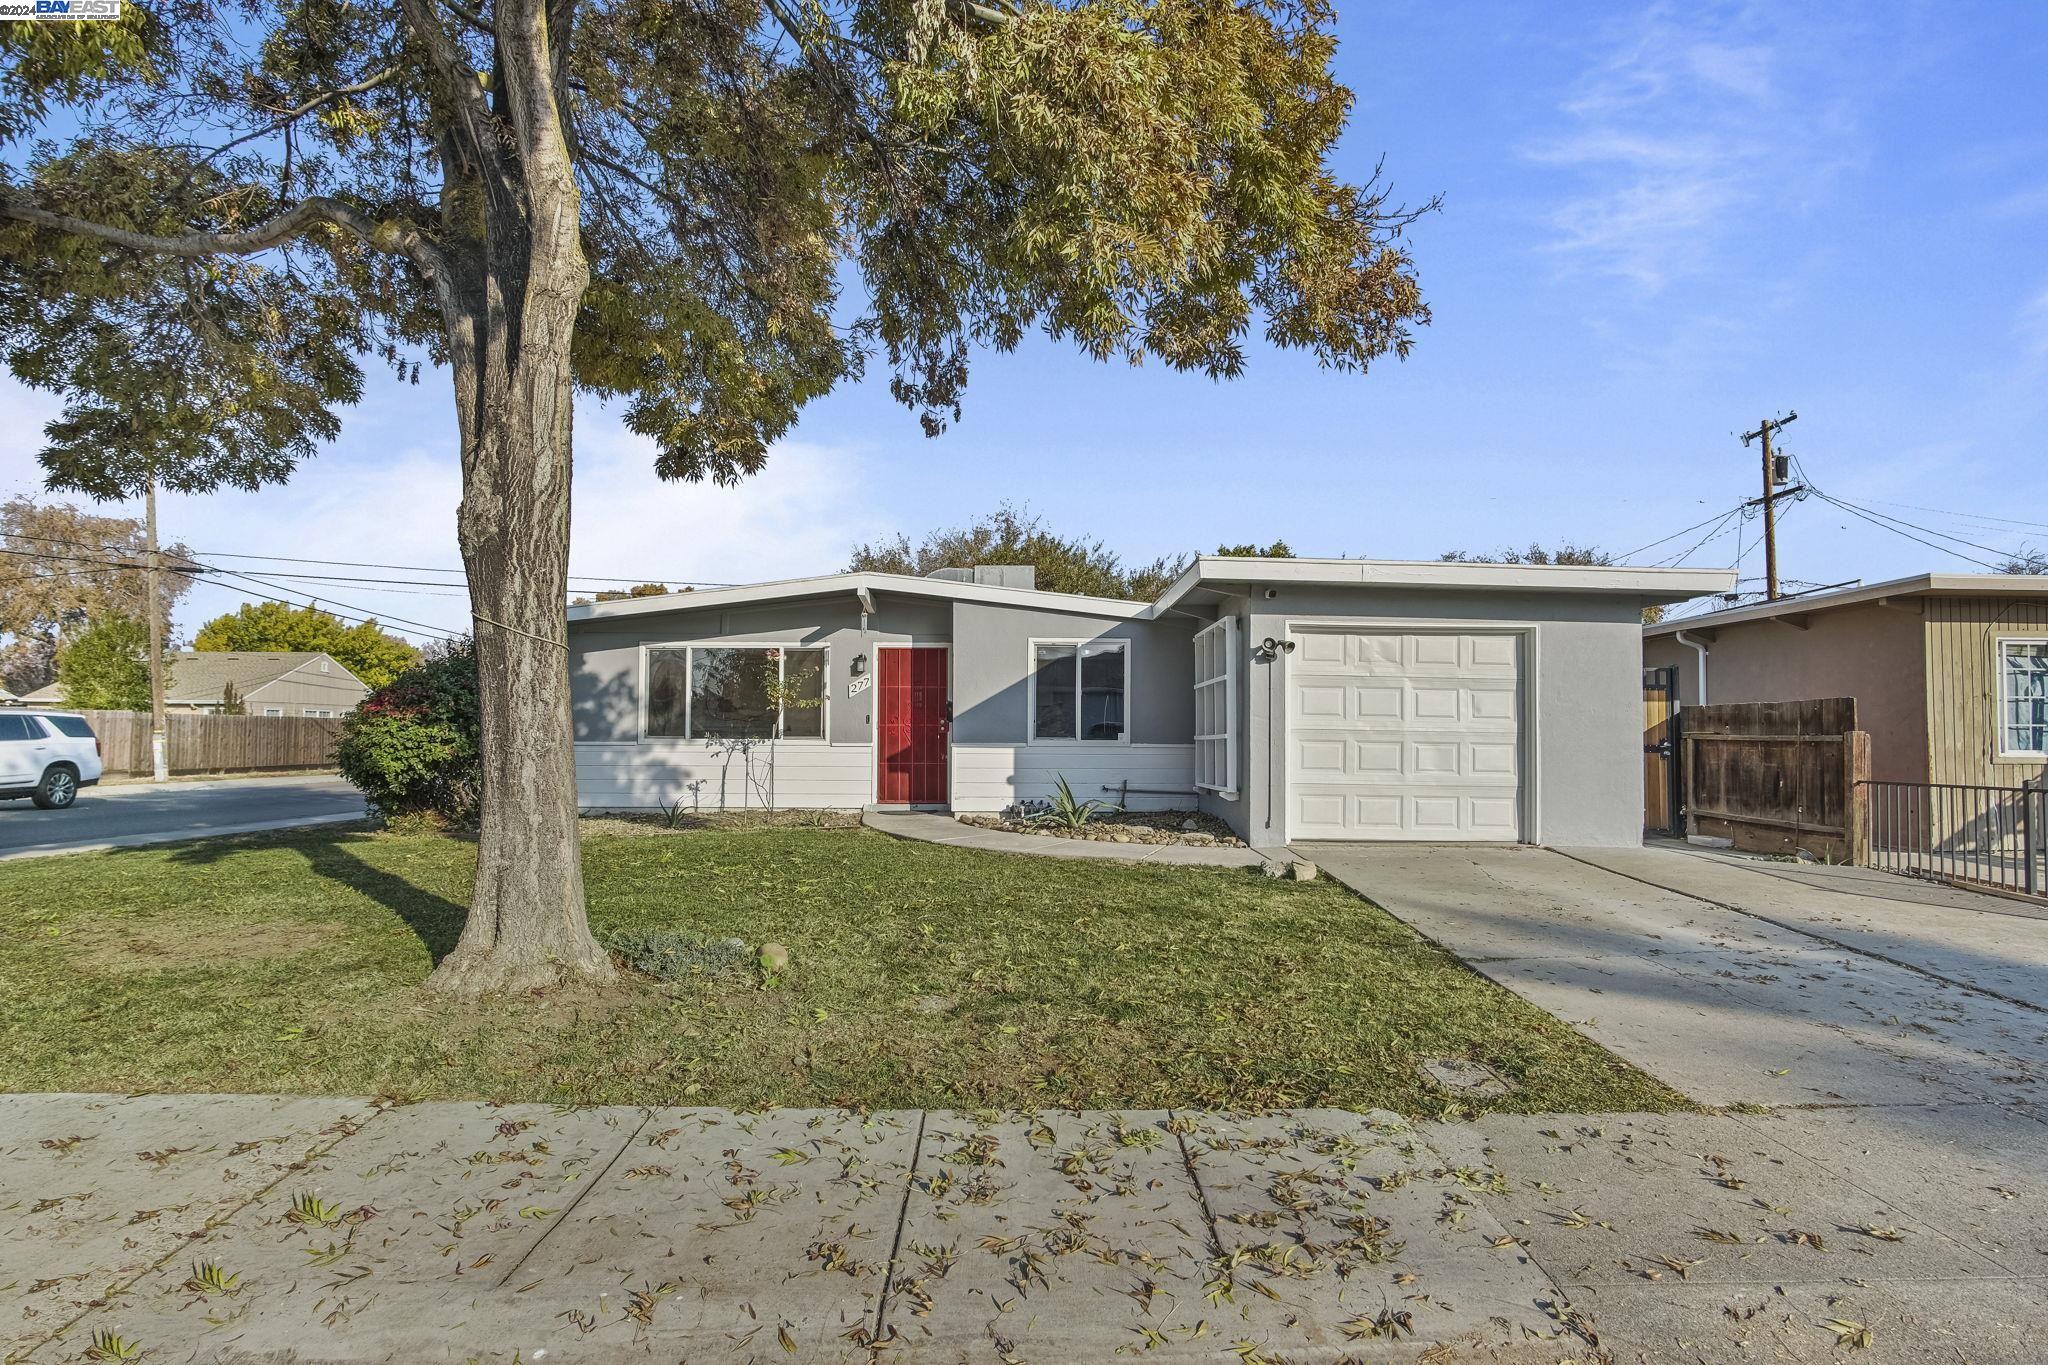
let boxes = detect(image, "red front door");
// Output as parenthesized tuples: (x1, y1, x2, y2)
(877, 647, 949, 806)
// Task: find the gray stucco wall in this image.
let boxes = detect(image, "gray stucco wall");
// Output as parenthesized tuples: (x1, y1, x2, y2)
(948, 602, 1197, 745)
(569, 593, 951, 745)
(1234, 586, 1649, 849)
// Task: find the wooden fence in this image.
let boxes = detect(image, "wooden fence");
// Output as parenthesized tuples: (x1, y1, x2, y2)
(70, 710, 343, 777)
(1683, 697, 1871, 862)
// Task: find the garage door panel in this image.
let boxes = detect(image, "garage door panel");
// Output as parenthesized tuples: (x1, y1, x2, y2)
(1297, 632, 1347, 666)
(1468, 635, 1517, 669)
(1287, 630, 1523, 842)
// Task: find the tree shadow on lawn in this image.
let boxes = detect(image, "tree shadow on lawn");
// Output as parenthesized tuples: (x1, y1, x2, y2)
(159, 828, 469, 963)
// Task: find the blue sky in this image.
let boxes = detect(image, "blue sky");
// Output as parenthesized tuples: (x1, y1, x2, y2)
(3, 0, 2045, 642)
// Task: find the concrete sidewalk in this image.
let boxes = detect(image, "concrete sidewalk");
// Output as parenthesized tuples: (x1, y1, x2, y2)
(5, 1093, 2042, 1363)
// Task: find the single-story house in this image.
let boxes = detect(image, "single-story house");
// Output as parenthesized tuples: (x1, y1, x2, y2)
(1643, 573, 2048, 791)
(569, 557, 1730, 848)
(18, 650, 370, 718)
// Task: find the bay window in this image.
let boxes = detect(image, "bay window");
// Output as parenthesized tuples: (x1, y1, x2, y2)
(1031, 640, 1127, 742)
(646, 645, 826, 740)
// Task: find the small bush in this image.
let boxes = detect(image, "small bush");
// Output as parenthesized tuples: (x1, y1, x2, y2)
(334, 638, 481, 824)
(601, 928, 755, 982)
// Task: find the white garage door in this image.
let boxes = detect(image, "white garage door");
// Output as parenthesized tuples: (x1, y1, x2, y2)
(1287, 630, 1523, 841)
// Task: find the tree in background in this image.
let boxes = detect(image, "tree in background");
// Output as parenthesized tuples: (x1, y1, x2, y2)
(570, 583, 683, 606)
(1439, 542, 1612, 567)
(193, 601, 418, 690)
(218, 680, 246, 716)
(0, 497, 192, 694)
(1997, 549, 2046, 575)
(1123, 539, 1299, 598)
(56, 615, 156, 710)
(2, 1, 1431, 995)
(1439, 542, 1665, 624)
(852, 504, 1132, 597)
(851, 505, 1295, 600)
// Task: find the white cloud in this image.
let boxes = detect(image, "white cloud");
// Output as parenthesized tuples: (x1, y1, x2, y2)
(0, 375, 881, 642)
(1523, 3, 1870, 291)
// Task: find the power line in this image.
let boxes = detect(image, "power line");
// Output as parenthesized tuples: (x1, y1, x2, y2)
(3, 530, 737, 587)
(1806, 490, 2008, 571)
(188, 547, 737, 587)
(195, 565, 464, 641)
(1617, 503, 1748, 561)
(1854, 497, 2048, 535)
(1792, 454, 2023, 569)
(0, 539, 465, 640)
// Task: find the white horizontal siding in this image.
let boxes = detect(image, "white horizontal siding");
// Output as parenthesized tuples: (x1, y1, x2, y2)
(576, 740, 870, 811)
(951, 743, 1197, 812)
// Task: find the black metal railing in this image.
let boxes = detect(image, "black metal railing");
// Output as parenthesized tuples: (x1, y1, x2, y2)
(1861, 779, 2046, 897)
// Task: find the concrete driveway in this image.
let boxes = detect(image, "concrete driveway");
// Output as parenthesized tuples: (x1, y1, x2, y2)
(1299, 841, 2048, 1361)
(1300, 841, 2047, 1111)
(0, 774, 365, 860)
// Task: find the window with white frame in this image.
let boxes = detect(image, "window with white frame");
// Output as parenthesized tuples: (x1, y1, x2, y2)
(1031, 640, 1127, 741)
(1192, 617, 1238, 795)
(2000, 638, 2048, 757)
(646, 645, 826, 740)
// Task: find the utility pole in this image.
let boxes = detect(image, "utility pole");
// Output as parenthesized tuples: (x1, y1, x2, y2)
(1741, 410, 1798, 600)
(144, 476, 168, 783)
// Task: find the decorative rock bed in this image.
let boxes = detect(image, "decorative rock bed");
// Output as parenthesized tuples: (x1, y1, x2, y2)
(956, 809, 1248, 847)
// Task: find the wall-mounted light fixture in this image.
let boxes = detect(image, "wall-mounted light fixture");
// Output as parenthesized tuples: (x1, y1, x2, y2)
(851, 652, 868, 676)
(1255, 636, 1296, 660)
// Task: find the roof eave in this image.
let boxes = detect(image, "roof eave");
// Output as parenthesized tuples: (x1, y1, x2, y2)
(565, 571, 1150, 624)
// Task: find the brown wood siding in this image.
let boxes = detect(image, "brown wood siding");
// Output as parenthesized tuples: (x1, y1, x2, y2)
(1923, 595, 2048, 789)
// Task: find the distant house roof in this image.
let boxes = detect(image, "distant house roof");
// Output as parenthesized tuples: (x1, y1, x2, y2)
(17, 651, 367, 706)
(161, 651, 366, 704)
(1644, 572, 2048, 636)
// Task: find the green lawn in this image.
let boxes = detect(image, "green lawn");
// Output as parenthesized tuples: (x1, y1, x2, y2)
(0, 822, 1684, 1115)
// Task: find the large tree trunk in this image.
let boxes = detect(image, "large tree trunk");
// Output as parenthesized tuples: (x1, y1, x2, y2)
(426, 331, 612, 997)
(424, 0, 611, 997)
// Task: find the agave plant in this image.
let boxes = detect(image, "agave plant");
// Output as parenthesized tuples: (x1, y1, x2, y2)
(1028, 776, 1119, 830)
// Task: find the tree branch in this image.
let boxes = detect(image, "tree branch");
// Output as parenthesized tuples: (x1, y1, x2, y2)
(0, 193, 448, 279)
(206, 66, 405, 167)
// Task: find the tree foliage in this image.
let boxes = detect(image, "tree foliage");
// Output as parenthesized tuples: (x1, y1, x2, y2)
(571, 582, 682, 605)
(193, 600, 419, 689)
(0, 0, 1432, 994)
(1439, 542, 1613, 567)
(1440, 541, 1664, 623)
(852, 505, 1296, 599)
(0, 495, 191, 692)
(1997, 548, 2046, 575)
(0, 0, 1431, 487)
(334, 638, 482, 824)
(56, 613, 154, 710)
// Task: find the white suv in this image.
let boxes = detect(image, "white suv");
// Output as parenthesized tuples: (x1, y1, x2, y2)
(0, 710, 104, 809)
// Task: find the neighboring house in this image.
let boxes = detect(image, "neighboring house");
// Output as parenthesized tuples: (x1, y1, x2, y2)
(569, 558, 1728, 848)
(17, 651, 369, 718)
(1643, 573, 2048, 792)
